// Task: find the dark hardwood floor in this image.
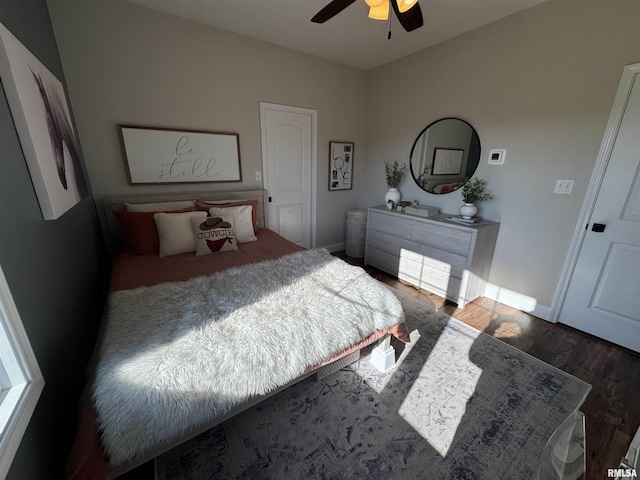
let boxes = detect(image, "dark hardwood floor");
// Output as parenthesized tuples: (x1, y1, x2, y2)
(335, 251, 640, 479)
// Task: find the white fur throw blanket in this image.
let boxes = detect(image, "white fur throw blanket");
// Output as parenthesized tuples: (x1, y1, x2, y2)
(93, 249, 404, 465)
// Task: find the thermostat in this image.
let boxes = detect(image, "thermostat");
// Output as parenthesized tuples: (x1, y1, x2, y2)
(488, 149, 506, 165)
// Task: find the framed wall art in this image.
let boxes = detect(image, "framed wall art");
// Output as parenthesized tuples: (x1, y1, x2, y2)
(432, 148, 464, 175)
(118, 125, 242, 185)
(0, 22, 89, 220)
(328, 141, 353, 190)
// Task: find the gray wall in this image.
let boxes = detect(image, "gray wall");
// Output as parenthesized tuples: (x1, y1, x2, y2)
(361, 0, 640, 315)
(46, 0, 368, 250)
(0, 1, 106, 478)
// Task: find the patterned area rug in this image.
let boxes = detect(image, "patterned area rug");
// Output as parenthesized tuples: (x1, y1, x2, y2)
(157, 290, 591, 479)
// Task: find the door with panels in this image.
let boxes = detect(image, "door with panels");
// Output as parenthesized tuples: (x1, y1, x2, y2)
(260, 102, 316, 248)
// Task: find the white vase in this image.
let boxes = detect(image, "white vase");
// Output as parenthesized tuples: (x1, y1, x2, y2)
(459, 203, 478, 219)
(385, 188, 401, 208)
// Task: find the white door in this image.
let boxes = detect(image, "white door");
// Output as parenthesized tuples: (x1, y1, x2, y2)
(260, 103, 316, 248)
(557, 64, 640, 353)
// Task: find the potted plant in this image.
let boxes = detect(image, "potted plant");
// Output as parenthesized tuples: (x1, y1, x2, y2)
(460, 177, 493, 218)
(384, 161, 407, 208)
(415, 164, 431, 189)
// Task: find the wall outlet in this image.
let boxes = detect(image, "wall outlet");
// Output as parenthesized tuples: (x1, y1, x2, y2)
(554, 179, 574, 194)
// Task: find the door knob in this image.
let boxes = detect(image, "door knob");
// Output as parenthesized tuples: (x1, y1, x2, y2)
(591, 223, 606, 232)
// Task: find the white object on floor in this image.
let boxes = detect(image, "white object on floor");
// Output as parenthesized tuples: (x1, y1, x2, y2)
(370, 336, 396, 372)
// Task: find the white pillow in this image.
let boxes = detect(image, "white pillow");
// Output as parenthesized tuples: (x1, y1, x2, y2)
(154, 211, 207, 257)
(125, 200, 195, 212)
(208, 205, 257, 243)
(191, 215, 239, 256)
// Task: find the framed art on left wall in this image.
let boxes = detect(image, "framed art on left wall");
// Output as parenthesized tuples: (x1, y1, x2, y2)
(0, 22, 89, 220)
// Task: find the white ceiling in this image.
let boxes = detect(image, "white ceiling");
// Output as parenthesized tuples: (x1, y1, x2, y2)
(125, 0, 548, 70)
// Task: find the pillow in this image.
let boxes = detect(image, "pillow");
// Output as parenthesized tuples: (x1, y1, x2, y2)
(195, 199, 259, 232)
(208, 205, 257, 243)
(114, 207, 194, 255)
(125, 200, 195, 212)
(154, 211, 207, 257)
(191, 215, 239, 256)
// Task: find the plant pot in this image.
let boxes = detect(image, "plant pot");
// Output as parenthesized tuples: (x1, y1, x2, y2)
(459, 203, 478, 219)
(385, 188, 401, 208)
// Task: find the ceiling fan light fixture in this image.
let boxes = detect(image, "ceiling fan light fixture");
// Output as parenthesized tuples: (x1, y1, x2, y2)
(311, 0, 423, 32)
(368, 0, 389, 20)
(396, 0, 418, 13)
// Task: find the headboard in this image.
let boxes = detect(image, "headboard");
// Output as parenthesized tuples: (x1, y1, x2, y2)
(100, 189, 267, 254)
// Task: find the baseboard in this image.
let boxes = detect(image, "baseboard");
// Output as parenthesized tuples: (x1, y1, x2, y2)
(532, 304, 552, 322)
(484, 283, 552, 322)
(321, 241, 345, 253)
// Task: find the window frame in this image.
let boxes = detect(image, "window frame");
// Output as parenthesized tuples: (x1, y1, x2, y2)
(0, 265, 44, 478)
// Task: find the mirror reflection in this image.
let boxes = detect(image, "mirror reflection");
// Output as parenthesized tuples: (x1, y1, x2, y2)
(409, 118, 481, 194)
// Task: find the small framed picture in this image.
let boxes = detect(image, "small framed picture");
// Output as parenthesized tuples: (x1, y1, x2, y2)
(329, 142, 353, 190)
(432, 148, 464, 175)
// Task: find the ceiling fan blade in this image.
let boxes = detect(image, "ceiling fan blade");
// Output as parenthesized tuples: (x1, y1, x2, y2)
(390, 0, 423, 32)
(311, 0, 357, 23)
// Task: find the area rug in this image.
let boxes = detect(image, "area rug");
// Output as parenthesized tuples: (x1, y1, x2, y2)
(156, 289, 591, 480)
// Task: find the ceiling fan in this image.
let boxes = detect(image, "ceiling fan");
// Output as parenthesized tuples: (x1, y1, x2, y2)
(311, 0, 423, 34)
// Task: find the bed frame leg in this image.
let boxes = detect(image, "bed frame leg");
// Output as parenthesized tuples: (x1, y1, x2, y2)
(369, 336, 396, 373)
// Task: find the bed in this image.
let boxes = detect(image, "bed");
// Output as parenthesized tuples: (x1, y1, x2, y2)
(65, 190, 410, 479)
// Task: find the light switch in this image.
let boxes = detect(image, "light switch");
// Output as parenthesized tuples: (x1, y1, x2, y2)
(554, 179, 574, 194)
(255, 171, 262, 182)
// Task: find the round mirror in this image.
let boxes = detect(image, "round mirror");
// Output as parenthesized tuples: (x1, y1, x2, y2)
(409, 118, 481, 194)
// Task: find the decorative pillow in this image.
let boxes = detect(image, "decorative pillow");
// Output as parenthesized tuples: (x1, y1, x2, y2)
(114, 207, 195, 255)
(191, 215, 239, 256)
(195, 199, 259, 232)
(125, 200, 195, 212)
(208, 205, 257, 243)
(153, 211, 207, 257)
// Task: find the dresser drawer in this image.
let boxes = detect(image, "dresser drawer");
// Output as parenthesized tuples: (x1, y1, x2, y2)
(416, 244, 467, 278)
(367, 230, 420, 257)
(368, 210, 411, 240)
(398, 254, 423, 286)
(398, 254, 462, 301)
(410, 222, 472, 256)
(420, 271, 461, 301)
(365, 246, 400, 276)
(399, 248, 462, 295)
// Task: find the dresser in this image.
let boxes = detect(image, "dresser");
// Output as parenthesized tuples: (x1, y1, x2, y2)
(365, 206, 500, 308)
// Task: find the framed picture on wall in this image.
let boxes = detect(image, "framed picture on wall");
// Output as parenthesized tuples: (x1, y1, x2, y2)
(118, 125, 242, 185)
(329, 141, 353, 190)
(432, 148, 464, 175)
(0, 22, 89, 220)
